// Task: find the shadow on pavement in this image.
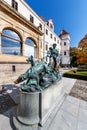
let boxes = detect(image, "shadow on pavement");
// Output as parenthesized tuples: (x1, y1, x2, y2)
(0, 84, 20, 114)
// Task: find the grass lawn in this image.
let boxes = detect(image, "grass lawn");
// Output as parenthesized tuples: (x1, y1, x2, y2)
(76, 71, 87, 76)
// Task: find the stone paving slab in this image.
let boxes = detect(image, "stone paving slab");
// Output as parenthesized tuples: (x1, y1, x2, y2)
(62, 77, 76, 94)
(78, 120, 87, 130)
(47, 95, 87, 130)
(0, 88, 16, 114)
(69, 80, 87, 101)
(0, 78, 87, 130)
(48, 108, 77, 130)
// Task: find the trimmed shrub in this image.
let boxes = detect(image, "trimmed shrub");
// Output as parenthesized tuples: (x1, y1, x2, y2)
(63, 70, 87, 80)
(77, 69, 87, 71)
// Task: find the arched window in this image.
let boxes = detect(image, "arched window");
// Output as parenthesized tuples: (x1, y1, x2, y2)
(24, 38, 37, 57)
(1, 29, 21, 55)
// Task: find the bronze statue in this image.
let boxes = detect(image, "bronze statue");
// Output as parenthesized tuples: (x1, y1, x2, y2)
(14, 43, 61, 92)
(47, 43, 60, 69)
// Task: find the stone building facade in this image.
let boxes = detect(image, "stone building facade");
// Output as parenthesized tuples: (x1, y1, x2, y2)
(0, 0, 70, 66)
(59, 30, 70, 66)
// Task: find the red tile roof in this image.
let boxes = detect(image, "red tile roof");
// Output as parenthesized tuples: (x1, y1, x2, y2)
(59, 30, 69, 37)
(40, 16, 46, 22)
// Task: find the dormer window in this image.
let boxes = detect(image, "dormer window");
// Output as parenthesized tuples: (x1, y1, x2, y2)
(64, 51, 66, 55)
(46, 44, 48, 50)
(47, 22, 49, 26)
(57, 40, 59, 43)
(30, 15, 34, 24)
(46, 29, 48, 35)
(64, 42, 66, 46)
(50, 23, 53, 29)
(54, 37, 56, 41)
(39, 23, 42, 30)
(50, 33, 53, 39)
(12, 0, 18, 11)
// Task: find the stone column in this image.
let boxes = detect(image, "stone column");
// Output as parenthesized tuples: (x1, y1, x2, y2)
(0, 32, 2, 54)
(22, 35, 26, 56)
(22, 40, 25, 56)
(38, 36, 41, 60)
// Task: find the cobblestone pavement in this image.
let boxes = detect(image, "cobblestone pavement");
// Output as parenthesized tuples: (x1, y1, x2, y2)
(69, 80, 87, 101)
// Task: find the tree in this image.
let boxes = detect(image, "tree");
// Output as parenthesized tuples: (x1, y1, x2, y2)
(76, 49, 87, 65)
(70, 47, 78, 66)
(77, 34, 87, 65)
(71, 34, 87, 66)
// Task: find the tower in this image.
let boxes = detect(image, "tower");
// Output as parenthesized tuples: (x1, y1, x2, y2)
(59, 30, 70, 66)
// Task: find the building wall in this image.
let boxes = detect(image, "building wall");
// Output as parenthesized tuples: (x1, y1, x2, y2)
(0, 0, 43, 60)
(1, 0, 70, 65)
(2, 0, 62, 56)
(0, 63, 30, 84)
(61, 34, 70, 65)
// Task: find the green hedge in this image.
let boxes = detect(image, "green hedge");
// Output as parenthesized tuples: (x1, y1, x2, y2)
(77, 69, 87, 71)
(63, 70, 87, 80)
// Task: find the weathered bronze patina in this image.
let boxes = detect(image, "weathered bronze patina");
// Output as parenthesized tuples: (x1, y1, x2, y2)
(14, 44, 61, 92)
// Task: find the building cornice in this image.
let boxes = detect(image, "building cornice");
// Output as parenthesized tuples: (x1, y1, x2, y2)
(19, 0, 60, 38)
(0, 0, 43, 36)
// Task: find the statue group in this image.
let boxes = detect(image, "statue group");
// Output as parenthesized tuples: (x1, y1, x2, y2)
(14, 43, 61, 92)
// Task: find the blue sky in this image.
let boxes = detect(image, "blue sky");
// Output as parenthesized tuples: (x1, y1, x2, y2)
(25, 0, 87, 47)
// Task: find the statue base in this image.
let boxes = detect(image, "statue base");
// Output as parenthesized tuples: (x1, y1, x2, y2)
(13, 79, 65, 130)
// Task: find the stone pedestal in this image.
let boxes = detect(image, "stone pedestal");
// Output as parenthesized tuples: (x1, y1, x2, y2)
(13, 79, 64, 130)
(40, 79, 64, 125)
(13, 91, 40, 130)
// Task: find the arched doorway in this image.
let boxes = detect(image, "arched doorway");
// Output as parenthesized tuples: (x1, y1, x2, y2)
(1, 29, 22, 55)
(24, 37, 37, 57)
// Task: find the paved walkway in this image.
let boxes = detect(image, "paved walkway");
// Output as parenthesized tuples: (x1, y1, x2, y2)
(48, 94, 87, 130)
(0, 77, 87, 130)
(69, 80, 87, 101)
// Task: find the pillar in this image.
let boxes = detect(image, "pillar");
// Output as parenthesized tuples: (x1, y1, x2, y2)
(22, 41, 25, 56)
(38, 36, 41, 60)
(0, 32, 2, 54)
(22, 35, 26, 56)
